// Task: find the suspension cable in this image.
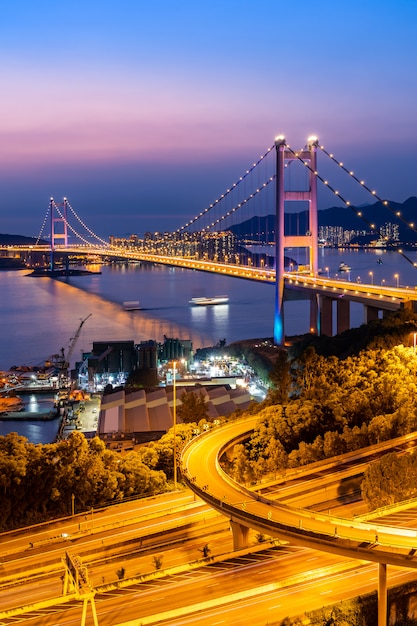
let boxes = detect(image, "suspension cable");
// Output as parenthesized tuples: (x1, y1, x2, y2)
(35, 202, 51, 245)
(65, 200, 111, 247)
(202, 176, 275, 231)
(319, 145, 417, 242)
(285, 143, 417, 268)
(52, 202, 95, 247)
(175, 145, 275, 233)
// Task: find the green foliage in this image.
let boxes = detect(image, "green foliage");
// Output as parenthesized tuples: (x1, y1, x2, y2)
(153, 555, 163, 570)
(362, 452, 417, 509)
(199, 543, 211, 557)
(176, 390, 208, 424)
(268, 349, 292, 404)
(116, 567, 125, 580)
(145, 422, 197, 479)
(0, 431, 168, 531)
(228, 336, 417, 494)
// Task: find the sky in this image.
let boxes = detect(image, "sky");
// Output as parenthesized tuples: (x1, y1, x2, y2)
(1, 0, 417, 238)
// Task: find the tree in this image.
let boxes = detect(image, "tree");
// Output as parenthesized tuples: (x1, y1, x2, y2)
(362, 452, 417, 510)
(176, 390, 208, 424)
(153, 555, 163, 570)
(199, 543, 211, 558)
(268, 349, 292, 404)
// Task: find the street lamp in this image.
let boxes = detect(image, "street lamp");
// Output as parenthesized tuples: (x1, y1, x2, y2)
(381, 279, 385, 286)
(394, 273, 399, 287)
(173, 361, 177, 490)
(369, 271, 373, 285)
(325, 266, 329, 278)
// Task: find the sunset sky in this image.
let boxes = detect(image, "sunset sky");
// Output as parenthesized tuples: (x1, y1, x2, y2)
(1, 0, 417, 238)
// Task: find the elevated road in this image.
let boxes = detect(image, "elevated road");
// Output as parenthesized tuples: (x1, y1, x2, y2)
(180, 416, 417, 569)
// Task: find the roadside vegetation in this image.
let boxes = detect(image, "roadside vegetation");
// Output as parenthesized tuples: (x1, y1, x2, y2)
(1, 309, 417, 534)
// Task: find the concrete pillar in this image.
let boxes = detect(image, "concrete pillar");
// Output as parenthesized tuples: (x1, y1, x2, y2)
(378, 562, 387, 626)
(307, 137, 319, 277)
(336, 298, 350, 334)
(320, 296, 333, 337)
(310, 294, 318, 335)
(365, 305, 379, 324)
(274, 138, 286, 346)
(230, 520, 249, 550)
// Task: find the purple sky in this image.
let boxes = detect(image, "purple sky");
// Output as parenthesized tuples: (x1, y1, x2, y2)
(1, 0, 417, 238)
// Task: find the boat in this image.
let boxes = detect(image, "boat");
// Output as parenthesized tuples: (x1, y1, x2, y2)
(189, 296, 229, 306)
(0, 395, 24, 414)
(123, 300, 141, 311)
(338, 262, 351, 272)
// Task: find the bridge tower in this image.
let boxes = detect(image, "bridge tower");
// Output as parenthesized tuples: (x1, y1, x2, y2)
(50, 197, 69, 271)
(274, 136, 319, 345)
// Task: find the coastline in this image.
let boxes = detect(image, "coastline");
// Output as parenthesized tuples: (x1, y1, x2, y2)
(0, 410, 59, 421)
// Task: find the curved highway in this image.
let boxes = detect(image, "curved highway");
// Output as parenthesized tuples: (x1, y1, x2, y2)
(180, 416, 417, 569)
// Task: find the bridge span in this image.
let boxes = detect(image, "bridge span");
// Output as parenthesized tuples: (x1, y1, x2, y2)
(181, 417, 417, 624)
(3, 242, 416, 338)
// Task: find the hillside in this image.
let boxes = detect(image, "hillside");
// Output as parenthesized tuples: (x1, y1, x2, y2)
(229, 196, 417, 244)
(0, 234, 46, 245)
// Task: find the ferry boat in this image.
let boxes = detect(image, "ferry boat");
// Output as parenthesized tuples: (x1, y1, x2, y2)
(189, 296, 229, 306)
(123, 300, 141, 311)
(338, 262, 351, 272)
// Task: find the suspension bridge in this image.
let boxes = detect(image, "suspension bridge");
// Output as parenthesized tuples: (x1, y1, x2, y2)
(3, 135, 417, 345)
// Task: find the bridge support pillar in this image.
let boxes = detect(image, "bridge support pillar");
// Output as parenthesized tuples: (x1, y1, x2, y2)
(365, 305, 379, 324)
(274, 135, 318, 345)
(320, 296, 333, 336)
(337, 298, 350, 334)
(378, 562, 387, 626)
(230, 520, 249, 550)
(309, 294, 318, 335)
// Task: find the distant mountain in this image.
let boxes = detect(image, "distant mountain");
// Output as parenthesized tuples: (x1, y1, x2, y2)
(0, 233, 47, 245)
(229, 197, 417, 244)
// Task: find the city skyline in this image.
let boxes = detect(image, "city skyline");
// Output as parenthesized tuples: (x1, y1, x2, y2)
(1, 0, 417, 238)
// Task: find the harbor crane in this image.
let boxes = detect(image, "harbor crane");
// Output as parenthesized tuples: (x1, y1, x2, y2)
(54, 314, 92, 385)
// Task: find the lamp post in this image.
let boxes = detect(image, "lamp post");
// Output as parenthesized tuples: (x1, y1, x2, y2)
(369, 271, 373, 285)
(173, 361, 177, 490)
(394, 273, 399, 287)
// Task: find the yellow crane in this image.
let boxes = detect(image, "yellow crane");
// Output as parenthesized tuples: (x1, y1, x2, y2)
(55, 314, 92, 385)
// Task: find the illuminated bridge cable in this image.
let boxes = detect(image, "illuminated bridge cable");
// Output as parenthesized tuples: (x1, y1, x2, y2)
(176, 144, 275, 233)
(65, 199, 111, 247)
(53, 202, 95, 247)
(203, 176, 276, 232)
(53, 200, 116, 249)
(35, 202, 51, 245)
(318, 144, 417, 267)
(285, 144, 416, 268)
